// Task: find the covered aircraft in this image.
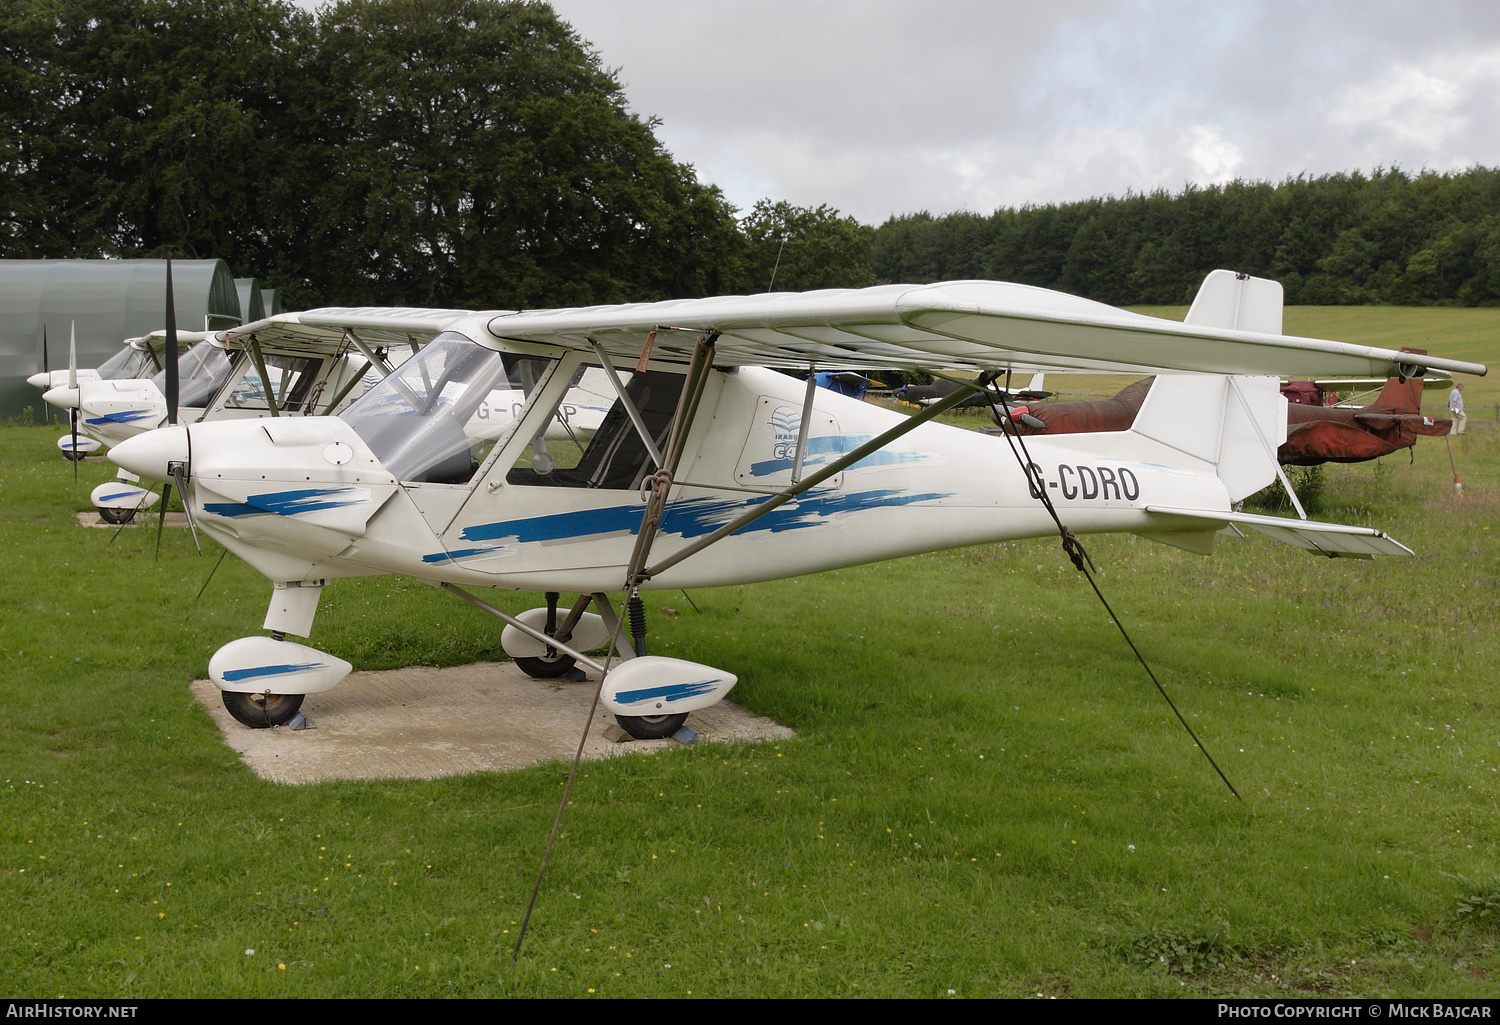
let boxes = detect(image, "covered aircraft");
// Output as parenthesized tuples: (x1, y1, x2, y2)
(106, 272, 1486, 737)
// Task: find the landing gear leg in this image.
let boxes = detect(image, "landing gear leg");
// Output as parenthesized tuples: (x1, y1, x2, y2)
(513, 592, 581, 679)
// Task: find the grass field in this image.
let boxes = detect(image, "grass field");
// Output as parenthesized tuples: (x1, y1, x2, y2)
(3, 308, 1500, 997)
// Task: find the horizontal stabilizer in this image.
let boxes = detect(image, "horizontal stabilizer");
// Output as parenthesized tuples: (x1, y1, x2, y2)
(1144, 505, 1413, 559)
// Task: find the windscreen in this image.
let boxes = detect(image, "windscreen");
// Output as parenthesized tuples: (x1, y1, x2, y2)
(340, 332, 554, 484)
(96, 345, 153, 381)
(149, 340, 233, 409)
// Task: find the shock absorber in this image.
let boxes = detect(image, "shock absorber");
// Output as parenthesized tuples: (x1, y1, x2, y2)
(628, 590, 647, 658)
(544, 591, 559, 659)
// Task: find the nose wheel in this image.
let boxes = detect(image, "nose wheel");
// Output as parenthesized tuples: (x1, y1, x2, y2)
(615, 712, 688, 740)
(222, 691, 305, 728)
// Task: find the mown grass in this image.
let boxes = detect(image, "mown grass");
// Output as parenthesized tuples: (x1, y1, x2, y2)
(2, 327, 1500, 997)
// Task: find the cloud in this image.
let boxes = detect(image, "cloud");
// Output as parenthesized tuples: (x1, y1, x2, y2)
(1326, 47, 1500, 152)
(1182, 125, 1242, 185)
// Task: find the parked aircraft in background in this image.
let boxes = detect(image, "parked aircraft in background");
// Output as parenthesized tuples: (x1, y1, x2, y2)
(44, 309, 468, 521)
(29, 334, 168, 459)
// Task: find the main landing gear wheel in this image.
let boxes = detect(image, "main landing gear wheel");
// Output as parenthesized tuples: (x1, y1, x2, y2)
(62, 450, 88, 463)
(514, 653, 577, 679)
(615, 712, 688, 740)
(97, 506, 135, 525)
(222, 691, 305, 729)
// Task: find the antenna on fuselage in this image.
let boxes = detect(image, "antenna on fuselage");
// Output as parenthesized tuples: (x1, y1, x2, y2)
(766, 235, 788, 292)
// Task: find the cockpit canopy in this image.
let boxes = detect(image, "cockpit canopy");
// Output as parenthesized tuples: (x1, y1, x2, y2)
(96, 343, 156, 381)
(339, 332, 553, 484)
(149, 339, 233, 409)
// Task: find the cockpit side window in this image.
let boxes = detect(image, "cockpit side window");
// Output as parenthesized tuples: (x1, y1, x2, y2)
(507, 366, 685, 490)
(221, 354, 323, 413)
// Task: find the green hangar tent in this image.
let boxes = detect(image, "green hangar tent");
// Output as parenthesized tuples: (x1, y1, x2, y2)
(0, 258, 241, 419)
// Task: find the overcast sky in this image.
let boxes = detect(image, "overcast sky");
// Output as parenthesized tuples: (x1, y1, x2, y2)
(293, 1, 1500, 225)
(541, 0, 1500, 224)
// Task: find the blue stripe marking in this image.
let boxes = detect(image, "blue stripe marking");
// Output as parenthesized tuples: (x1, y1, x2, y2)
(204, 487, 362, 519)
(204, 502, 260, 517)
(428, 489, 952, 564)
(460, 505, 645, 543)
(422, 545, 504, 564)
(85, 409, 156, 425)
(457, 489, 951, 546)
(98, 490, 146, 502)
(615, 679, 722, 705)
(748, 434, 938, 478)
(221, 662, 325, 682)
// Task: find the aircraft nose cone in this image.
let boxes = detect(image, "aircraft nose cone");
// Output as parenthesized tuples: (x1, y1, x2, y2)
(27, 371, 52, 389)
(43, 386, 80, 411)
(110, 426, 189, 483)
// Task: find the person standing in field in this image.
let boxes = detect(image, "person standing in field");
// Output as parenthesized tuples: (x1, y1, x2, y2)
(1450, 383, 1467, 435)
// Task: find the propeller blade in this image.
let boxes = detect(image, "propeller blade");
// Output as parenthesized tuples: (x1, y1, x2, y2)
(154, 481, 171, 561)
(69, 321, 78, 477)
(164, 253, 178, 426)
(41, 325, 49, 425)
(170, 462, 201, 555)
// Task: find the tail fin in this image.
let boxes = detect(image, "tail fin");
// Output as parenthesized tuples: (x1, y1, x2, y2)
(1185, 270, 1284, 335)
(1366, 348, 1428, 414)
(1131, 374, 1287, 504)
(1145, 270, 1289, 503)
(1365, 375, 1424, 415)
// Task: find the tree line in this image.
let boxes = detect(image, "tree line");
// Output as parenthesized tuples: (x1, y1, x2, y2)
(5, 0, 1500, 311)
(869, 168, 1500, 307)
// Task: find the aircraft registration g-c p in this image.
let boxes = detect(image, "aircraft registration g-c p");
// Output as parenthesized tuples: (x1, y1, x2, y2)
(107, 272, 1488, 738)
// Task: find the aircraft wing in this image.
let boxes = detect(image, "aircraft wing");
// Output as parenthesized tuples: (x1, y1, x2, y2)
(224, 307, 492, 356)
(1145, 506, 1413, 559)
(483, 281, 1488, 379)
(1314, 373, 1456, 392)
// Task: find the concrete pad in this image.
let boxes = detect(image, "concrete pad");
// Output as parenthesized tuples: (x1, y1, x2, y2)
(77, 511, 190, 528)
(191, 661, 795, 784)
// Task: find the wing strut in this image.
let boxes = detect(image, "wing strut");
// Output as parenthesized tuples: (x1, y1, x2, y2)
(342, 329, 396, 379)
(244, 334, 280, 417)
(588, 340, 664, 468)
(320, 360, 373, 416)
(623, 331, 719, 591)
(791, 368, 818, 484)
(642, 375, 990, 583)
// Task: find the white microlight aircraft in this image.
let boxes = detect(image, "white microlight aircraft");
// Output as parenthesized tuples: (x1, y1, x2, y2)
(29, 332, 169, 460)
(44, 310, 475, 521)
(108, 272, 1486, 735)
